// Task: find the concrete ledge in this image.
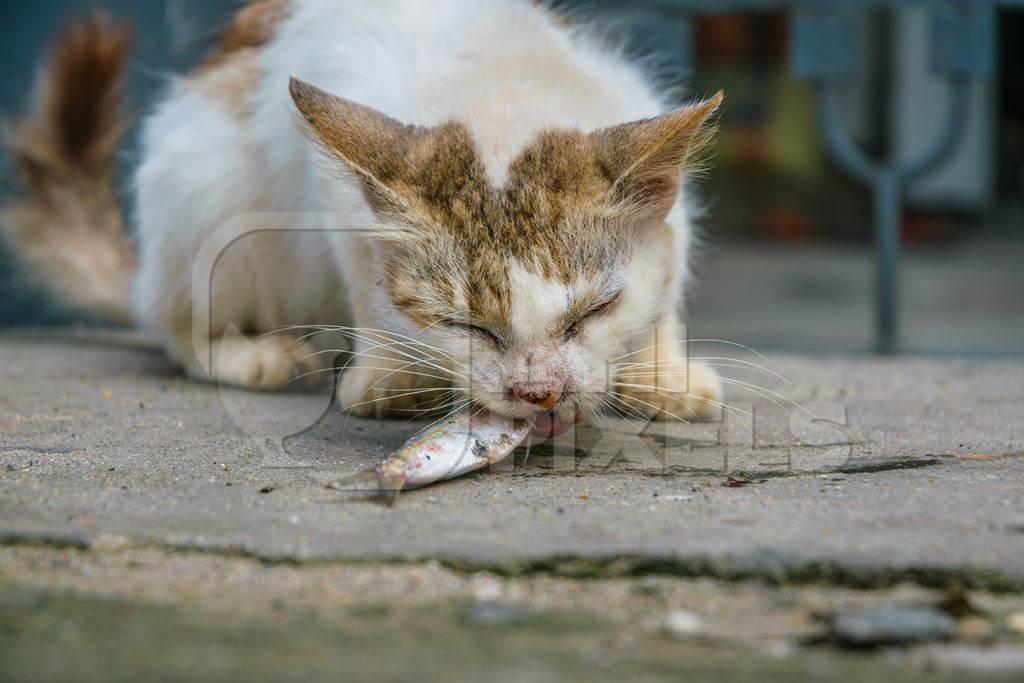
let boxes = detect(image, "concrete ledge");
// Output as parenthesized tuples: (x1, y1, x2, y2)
(2, 331, 1022, 586)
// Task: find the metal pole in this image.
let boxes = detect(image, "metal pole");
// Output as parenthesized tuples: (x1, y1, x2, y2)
(873, 173, 900, 353)
(793, 2, 987, 353)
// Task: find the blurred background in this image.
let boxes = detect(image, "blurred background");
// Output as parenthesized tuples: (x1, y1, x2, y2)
(1, 0, 1022, 355)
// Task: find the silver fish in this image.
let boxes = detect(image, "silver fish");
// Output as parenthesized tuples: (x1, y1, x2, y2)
(337, 411, 533, 499)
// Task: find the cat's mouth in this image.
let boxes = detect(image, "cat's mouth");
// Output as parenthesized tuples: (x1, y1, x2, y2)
(529, 410, 584, 439)
(471, 406, 582, 439)
(466, 386, 584, 438)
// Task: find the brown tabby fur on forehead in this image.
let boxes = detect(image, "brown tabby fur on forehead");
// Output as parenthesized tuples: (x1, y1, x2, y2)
(290, 79, 721, 329)
(370, 122, 630, 329)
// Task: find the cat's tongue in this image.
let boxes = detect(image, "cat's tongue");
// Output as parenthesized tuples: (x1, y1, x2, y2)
(531, 411, 583, 439)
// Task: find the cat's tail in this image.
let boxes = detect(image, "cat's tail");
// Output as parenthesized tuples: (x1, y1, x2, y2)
(1, 12, 136, 324)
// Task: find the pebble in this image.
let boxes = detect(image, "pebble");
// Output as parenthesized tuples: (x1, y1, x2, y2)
(91, 534, 132, 553)
(958, 616, 992, 641)
(631, 577, 662, 596)
(466, 602, 529, 625)
(1008, 612, 1024, 635)
(662, 610, 703, 639)
(918, 645, 1024, 674)
(830, 605, 957, 648)
(469, 572, 502, 602)
(763, 639, 796, 659)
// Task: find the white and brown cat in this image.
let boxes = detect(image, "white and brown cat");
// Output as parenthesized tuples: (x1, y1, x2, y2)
(2, 0, 723, 437)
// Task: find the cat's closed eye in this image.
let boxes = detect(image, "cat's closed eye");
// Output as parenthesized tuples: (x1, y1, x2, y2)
(564, 291, 623, 340)
(444, 320, 505, 348)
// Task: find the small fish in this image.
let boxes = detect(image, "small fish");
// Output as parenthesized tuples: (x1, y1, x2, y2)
(333, 411, 533, 500)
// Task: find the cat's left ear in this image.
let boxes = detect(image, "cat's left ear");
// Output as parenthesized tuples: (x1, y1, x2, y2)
(289, 77, 427, 217)
(591, 92, 723, 218)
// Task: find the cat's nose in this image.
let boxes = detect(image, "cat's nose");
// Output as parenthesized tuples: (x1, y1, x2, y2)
(511, 384, 562, 411)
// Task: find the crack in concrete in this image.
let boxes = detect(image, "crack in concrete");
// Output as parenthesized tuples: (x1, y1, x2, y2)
(503, 456, 946, 480)
(3, 530, 1021, 594)
(835, 458, 941, 474)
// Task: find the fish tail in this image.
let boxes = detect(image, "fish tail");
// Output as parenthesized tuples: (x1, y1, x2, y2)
(327, 467, 406, 505)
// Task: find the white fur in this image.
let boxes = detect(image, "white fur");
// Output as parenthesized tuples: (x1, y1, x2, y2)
(133, 0, 698, 401)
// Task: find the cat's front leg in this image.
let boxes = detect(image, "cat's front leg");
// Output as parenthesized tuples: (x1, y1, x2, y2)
(613, 315, 723, 422)
(339, 344, 455, 419)
(172, 330, 328, 391)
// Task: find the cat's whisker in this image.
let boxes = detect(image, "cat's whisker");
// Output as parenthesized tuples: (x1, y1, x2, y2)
(342, 395, 472, 437)
(615, 366, 798, 412)
(341, 392, 468, 435)
(372, 315, 451, 341)
(367, 398, 466, 415)
(615, 368, 793, 413)
(362, 356, 459, 392)
(690, 357, 799, 388)
(713, 376, 817, 418)
(594, 393, 649, 431)
(613, 355, 797, 389)
(255, 325, 379, 350)
(609, 385, 755, 426)
(597, 390, 649, 421)
(678, 393, 761, 432)
(615, 380, 795, 441)
(614, 381, 755, 418)
(615, 361, 813, 419)
(685, 339, 771, 361)
(314, 348, 454, 381)
(255, 324, 333, 340)
(610, 352, 811, 421)
(286, 366, 340, 387)
(416, 395, 470, 411)
(283, 325, 460, 374)
(318, 334, 452, 370)
(290, 364, 454, 386)
(412, 399, 475, 434)
(312, 346, 465, 380)
(348, 341, 460, 379)
(340, 387, 460, 414)
(607, 337, 696, 363)
(365, 386, 468, 394)
(604, 389, 699, 423)
(608, 337, 772, 364)
(312, 324, 459, 364)
(352, 335, 457, 369)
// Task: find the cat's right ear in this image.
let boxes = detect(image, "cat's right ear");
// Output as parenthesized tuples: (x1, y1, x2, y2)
(591, 92, 723, 219)
(289, 77, 425, 217)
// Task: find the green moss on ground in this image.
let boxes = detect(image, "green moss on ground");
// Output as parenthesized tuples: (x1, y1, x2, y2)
(0, 589, 994, 683)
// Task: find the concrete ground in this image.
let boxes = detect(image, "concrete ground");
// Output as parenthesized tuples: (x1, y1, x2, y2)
(1, 329, 1023, 681)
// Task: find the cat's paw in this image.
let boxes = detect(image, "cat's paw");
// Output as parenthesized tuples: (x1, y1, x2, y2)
(214, 334, 325, 391)
(339, 361, 453, 419)
(615, 360, 722, 422)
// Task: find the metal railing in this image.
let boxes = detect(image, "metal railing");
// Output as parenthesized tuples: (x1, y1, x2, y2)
(588, 0, 1020, 353)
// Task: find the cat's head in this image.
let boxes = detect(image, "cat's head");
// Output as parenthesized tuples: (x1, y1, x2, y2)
(291, 78, 720, 428)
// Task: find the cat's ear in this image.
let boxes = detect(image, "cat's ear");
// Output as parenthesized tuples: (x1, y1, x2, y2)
(289, 77, 425, 216)
(591, 92, 723, 218)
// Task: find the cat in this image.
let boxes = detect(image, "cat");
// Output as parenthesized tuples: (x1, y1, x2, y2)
(2, 0, 723, 437)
